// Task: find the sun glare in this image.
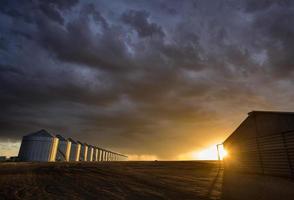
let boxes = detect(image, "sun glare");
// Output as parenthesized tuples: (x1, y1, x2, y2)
(217, 144, 228, 160)
(192, 144, 228, 160)
(193, 146, 219, 160)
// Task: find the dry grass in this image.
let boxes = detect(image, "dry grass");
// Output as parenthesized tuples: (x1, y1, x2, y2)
(0, 161, 221, 200)
(0, 161, 293, 200)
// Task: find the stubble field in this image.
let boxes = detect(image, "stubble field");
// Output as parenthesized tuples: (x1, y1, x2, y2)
(0, 161, 293, 200)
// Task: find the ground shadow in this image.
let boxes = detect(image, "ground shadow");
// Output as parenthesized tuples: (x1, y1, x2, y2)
(206, 165, 224, 199)
(220, 169, 294, 200)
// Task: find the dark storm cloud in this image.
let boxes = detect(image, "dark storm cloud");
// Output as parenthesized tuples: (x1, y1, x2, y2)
(121, 9, 165, 38)
(35, 4, 131, 71)
(0, 0, 78, 24)
(244, 0, 292, 12)
(39, 3, 65, 25)
(81, 3, 108, 29)
(1, 0, 294, 159)
(40, 0, 79, 10)
(0, 64, 23, 75)
(0, 1, 34, 23)
(246, 1, 294, 77)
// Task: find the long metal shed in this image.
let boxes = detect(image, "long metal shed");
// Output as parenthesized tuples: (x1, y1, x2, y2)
(223, 111, 294, 178)
(18, 129, 59, 162)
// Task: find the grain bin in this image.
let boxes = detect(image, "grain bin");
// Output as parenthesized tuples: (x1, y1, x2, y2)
(109, 152, 113, 161)
(98, 148, 102, 161)
(101, 149, 104, 161)
(18, 129, 59, 162)
(56, 135, 71, 162)
(93, 147, 98, 161)
(0, 156, 6, 162)
(87, 145, 94, 162)
(106, 151, 109, 161)
(104, 150, 107, 161)
(223, 111, 294, 178)
(68, 138, 81, 161)
(78, 141, 88, 161)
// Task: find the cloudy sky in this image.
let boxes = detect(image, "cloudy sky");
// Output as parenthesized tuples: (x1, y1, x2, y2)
(1, 0, 294, 160)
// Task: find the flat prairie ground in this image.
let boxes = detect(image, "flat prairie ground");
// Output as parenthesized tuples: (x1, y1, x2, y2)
(0, 161, 293, 200)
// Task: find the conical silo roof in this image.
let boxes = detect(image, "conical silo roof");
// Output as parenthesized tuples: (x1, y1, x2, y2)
(56, 134, 66, 141)
(68, 138, 77, 144)
(77, 141, 84, 145)
(25, 129, 54, 138)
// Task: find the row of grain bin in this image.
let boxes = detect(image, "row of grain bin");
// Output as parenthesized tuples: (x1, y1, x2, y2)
(18, 129, 128, 162)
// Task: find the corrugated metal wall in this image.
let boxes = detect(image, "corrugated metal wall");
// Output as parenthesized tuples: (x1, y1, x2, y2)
(223, 112, 294, 178)
(224, 130, 294, 178)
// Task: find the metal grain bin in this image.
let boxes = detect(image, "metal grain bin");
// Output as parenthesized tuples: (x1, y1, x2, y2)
(78, 142, 88, 161)
(0, 156, 6, 162)
(98, 148, 102, 161)
(68, 138, 81, 161)
(56, 135, 71, 162)
(101, 149, 106, 161)
(106, 151, 109, 161)
(100, 149, 105, 161)
(87, 145, 94, 162)
(93, 147, 98, 162)
(18, 129, 59, 162)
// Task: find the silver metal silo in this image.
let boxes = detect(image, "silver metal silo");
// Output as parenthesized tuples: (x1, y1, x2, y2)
(56, 135, 71, 162)
(18, 129, 59, 162)
(68, 138, 81, 161)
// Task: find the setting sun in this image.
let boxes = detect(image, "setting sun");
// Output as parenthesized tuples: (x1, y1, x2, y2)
(193, 146, 219, 160)
(217, 144, 228, 160)
(191, 144, 228, 160)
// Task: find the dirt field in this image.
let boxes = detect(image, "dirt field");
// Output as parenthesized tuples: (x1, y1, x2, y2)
(0, 161, 293, 200)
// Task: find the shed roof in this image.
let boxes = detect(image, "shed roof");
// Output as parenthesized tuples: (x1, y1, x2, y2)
(224, 110, 294, 145)
(248, 110, 294, 115)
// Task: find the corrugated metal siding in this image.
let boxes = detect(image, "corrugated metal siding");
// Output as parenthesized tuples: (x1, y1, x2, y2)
(49, 138, 59, 162)
(98, 149, 102, 161)
(256, 113, 294, 137)
(87, 147, 94, 162)
(56, 140, 67, 161)
(224, 116, 257, 149)
(93, 148, 97, 161)
(65, 141, 71, 161)
(224, 131, 294, 178)
(69, 143, 77, 161)
(19, 136, 58, 162)
(284, 132, 294, 176)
